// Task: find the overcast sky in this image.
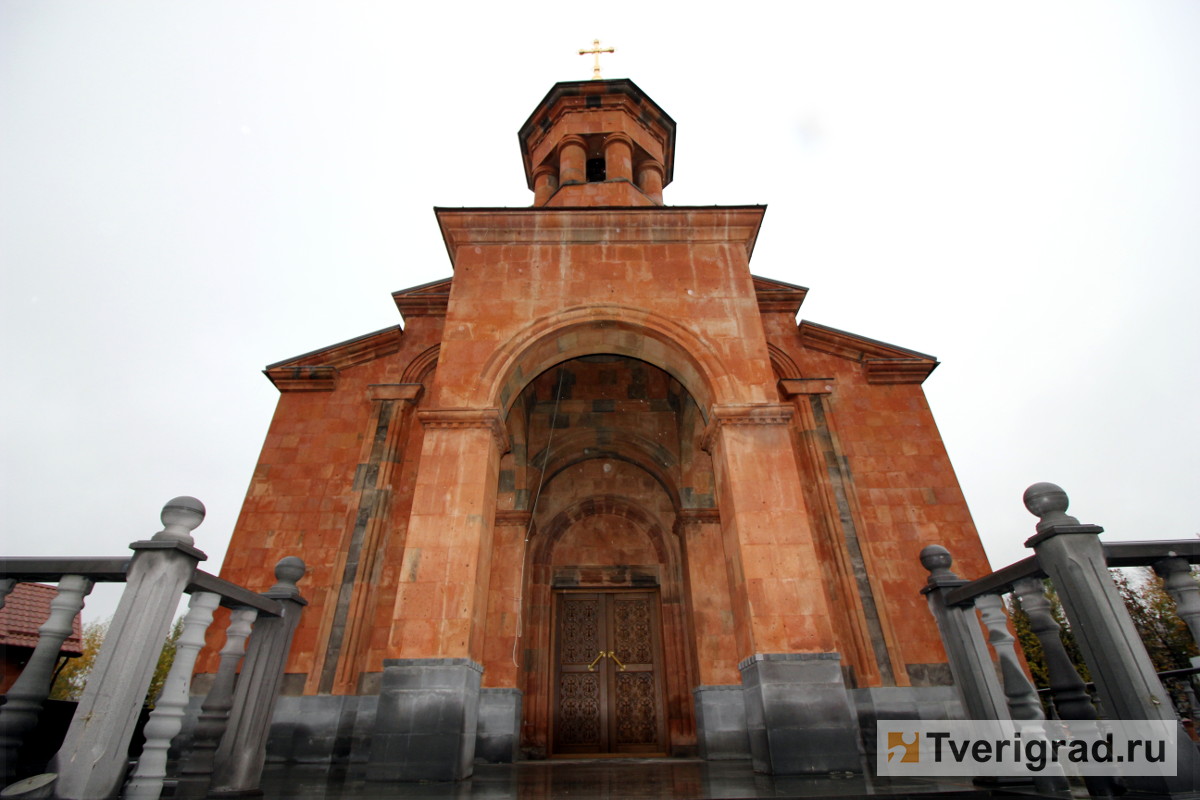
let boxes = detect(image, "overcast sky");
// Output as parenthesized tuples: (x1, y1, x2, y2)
(3, 2, 1198, 623)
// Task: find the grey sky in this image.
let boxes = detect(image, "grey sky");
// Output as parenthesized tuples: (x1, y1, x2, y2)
(3, 1, 1198, 622)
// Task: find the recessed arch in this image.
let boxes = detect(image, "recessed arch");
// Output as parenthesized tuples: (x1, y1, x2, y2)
(475, 305, 736, 420)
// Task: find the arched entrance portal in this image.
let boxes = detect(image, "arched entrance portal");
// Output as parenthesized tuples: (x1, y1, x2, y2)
(484, 354, 713, 758)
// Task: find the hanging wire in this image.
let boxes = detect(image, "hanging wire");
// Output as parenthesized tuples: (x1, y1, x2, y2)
(512, 367, 566, 667)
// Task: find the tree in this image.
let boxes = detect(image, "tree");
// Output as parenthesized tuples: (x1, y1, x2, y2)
(49, 616, 184, 708)
(1008, 569, 1198, 705)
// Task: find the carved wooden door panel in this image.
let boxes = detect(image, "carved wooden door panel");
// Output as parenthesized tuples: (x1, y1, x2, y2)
(552, 591, 667, 755)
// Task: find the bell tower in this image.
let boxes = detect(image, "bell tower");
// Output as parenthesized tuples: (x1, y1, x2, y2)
(518, 79, 675, 207)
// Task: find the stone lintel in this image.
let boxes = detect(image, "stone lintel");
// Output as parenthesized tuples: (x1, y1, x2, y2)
(417, 408, 509, 454)
(778, 378, 834, 397)
(367, 383, 424, 403)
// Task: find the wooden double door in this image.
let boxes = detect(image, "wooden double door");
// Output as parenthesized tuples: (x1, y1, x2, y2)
(551, 590, 668, 755)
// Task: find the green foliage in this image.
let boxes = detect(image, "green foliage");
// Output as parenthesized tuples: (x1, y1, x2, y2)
(49, 616, 185, 708)
(49, 619, 107, 701)
(1008, 569, 1198, 693)
(1006, 582, 1090, 689)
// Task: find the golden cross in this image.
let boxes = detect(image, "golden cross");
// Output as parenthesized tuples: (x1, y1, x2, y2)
(578, 39, 615, 80)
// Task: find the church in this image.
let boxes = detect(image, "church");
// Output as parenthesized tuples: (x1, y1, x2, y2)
(207, 76, 992, 780)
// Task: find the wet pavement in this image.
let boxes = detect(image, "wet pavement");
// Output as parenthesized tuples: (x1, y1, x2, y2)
(250, 758, 1055, 800)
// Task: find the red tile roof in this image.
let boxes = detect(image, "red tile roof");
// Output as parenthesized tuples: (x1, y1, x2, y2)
(0, 582, 84, 655)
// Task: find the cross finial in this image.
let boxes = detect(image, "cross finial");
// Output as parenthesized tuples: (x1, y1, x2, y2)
(579, 39, 615, 80)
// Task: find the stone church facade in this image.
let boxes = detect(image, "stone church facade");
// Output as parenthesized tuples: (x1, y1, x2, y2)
(208, 78, 991, 779)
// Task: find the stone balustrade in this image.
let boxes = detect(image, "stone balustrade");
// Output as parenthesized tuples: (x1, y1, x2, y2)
(921, 482, 1200, 798)
(0, 497, 306, 800)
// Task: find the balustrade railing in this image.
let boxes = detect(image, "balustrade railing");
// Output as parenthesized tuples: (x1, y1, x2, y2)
(922, 482, 1200, 798)
(0, 497, 306, 800)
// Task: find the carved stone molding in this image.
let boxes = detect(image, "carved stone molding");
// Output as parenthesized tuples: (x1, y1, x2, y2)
(778, 378, 834, 397)
(494, 510, 533, 527)
(675, 508, 721, 527)
(700, 403, 793, 452)
(417, 407, 510, 453)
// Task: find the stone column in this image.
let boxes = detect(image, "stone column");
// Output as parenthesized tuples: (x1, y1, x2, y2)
(368, 408, 505, 781)
(557, 135, 587, 185)
(603, 133, 633, 182)
(532, 164, 558, 206)
(1024, 481, 1200, 795)
(53, 498, 207, 800)
(635, 159, 665, 203)
(703, 403, 859, 774)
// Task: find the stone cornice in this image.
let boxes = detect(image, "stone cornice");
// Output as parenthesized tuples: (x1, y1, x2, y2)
(798, 320, 938, 385)
(700, 403, 794, 452)
(417, 408, 510, 453)
(265, 366, 338, 393)
(753, 275, 809, 315)
(435, 206, 765, 266)
(264, 326, 403, 392)
(392, 277, 452, 320)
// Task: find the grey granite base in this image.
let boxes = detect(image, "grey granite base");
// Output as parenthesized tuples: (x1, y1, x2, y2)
(475, 688, 521, 764)
(693, 685, 750, 760)
(739, 653, 862, 775)
(366, 658, 483, 782)
(265, 694, 378, 764)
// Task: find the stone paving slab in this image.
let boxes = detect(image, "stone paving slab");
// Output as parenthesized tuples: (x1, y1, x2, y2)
(246, 759, 1049, 800)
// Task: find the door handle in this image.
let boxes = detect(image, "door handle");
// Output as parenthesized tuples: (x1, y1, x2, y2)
(586, 650, 606, 672)
(607, 650, 626, 671)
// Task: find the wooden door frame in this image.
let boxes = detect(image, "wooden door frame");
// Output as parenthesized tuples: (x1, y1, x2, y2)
(548, 588, 669, 757)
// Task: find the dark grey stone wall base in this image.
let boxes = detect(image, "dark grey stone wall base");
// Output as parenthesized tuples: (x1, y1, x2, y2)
(475, 688, 522, 764)
(693, 685, 750, 760)
(852, 685, 964, 762)
(366, 658, 483, 782)
(739, 653, 862, 775)
(265, 695, 378, 764)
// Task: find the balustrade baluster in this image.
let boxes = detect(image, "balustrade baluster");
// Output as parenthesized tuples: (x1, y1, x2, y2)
(1010, 577, 1095, 722)
(210, 557, 307, 796)
(1154, 556, 1200, 647)
(976, 593, 1043, 721)
(124, 590, 221, 800)
(0, 575, 93, 783)
(173, 606, 257, 800)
